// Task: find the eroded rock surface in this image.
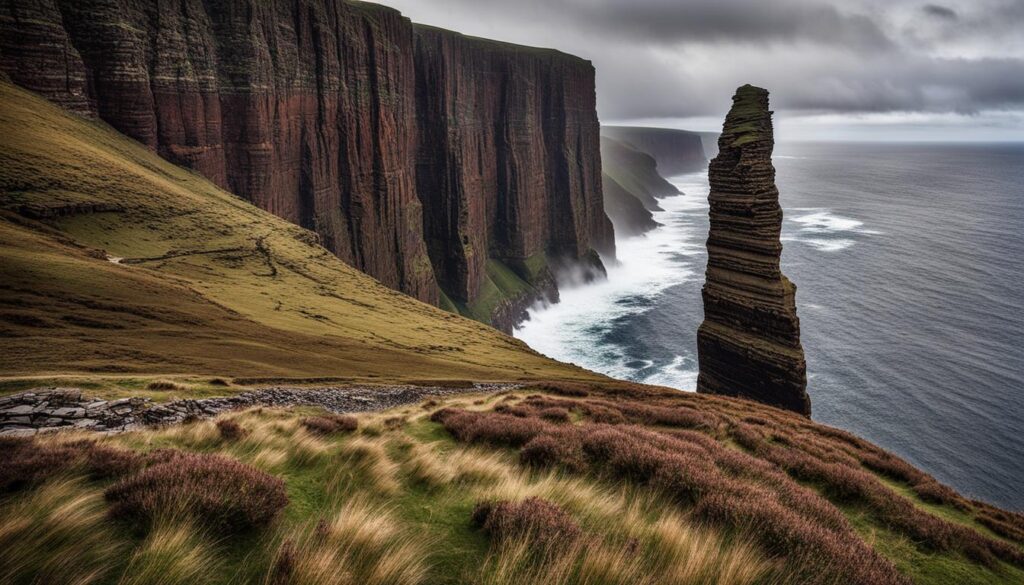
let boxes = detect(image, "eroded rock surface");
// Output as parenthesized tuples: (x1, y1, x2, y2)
(696, 85, 810, 416)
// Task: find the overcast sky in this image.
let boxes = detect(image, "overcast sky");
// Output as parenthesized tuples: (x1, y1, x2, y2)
(376, 0, 1024, 141)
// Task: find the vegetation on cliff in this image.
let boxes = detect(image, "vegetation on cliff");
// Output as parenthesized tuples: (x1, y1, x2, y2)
(0, 81, 595, 384)
(0, 22, 1021, 585)
(2, 382, 1022, 585)
(0, 0, 612, 329)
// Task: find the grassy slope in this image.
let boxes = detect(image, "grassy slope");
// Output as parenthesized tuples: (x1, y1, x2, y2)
(4, 385, 1023, 585)
(0, 81, 600, 386)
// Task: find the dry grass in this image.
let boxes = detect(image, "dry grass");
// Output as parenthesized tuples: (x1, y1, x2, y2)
(0, 389, 1020, 585)
(0, 81, 602, 384)
(266, 499, 430, 585)
(0, 478, 122, 584)
(435, 401, 911, 584)
(117, 521, 219, 585)
(333, 437, 401, 495)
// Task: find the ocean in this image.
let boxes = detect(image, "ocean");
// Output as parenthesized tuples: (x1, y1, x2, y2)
(515, 142, 1024, 511)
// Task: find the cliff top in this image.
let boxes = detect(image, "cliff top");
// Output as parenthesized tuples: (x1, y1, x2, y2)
(721, 84, 773, 148)
(413, 24, 593, 65)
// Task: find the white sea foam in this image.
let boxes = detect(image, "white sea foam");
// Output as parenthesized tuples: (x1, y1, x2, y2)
(642, 355, 698, 389)
(514, 172, 709, 390)
(798, 238, 856, 252)
(791, 210, 864, 232)
(784, 209, 876, 251)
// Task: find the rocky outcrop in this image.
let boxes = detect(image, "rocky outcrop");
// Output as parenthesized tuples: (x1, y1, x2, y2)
(413, 25, 613, 313)
(0, 383, 516, 436)
(601, 126, 707, 177)
(0, 0, 612, 327)
(696, 85, 810, 416)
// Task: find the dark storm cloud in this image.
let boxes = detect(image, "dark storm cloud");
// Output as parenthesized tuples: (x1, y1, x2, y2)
(405, 0, 895, 50)
(377, 0, 1024, 127)
(922, 4, 958, 19)
(549, 0, 894, 51)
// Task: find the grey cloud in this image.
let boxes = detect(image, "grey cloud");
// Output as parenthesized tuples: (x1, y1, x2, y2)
(922, 4, 958, 19)
(399, 0, 896, 51)
(378, 0, 1024, 124)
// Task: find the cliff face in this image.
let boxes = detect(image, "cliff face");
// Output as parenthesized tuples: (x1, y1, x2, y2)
(601, 174, 660, 237)
(696, 85, 810, 416)
(600, 136, 675, 236)
(0, 0, 612, 327)
(413, 26, 613, 315)
(601, 136, 679, 208)
(601, 126, 707, 177)
(0, 0, 437, 304)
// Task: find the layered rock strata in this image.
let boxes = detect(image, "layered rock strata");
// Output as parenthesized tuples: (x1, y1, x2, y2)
(413, 25, 613, 317)
(696, 85, 810, 416)
(0, 0, 611, 327)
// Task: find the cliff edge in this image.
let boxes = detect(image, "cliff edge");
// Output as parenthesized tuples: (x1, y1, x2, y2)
(696, 85, 810, 416)
(0, 0, 611, 331)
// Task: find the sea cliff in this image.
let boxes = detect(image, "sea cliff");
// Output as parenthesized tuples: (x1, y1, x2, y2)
(0, 0, 611, 329)
(601, 126, 707, 176)
(413, 25, 613, 330)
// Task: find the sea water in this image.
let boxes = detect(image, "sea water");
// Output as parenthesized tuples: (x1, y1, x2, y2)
(515, 142, 1024, 510)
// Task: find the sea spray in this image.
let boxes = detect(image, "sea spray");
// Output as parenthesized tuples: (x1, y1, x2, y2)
(515, 172, 710, 390)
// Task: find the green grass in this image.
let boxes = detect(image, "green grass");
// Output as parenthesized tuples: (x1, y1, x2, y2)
(451, 258, 539, 325)
(843, 505, 1024, 585)
(0, 81, 603, 386)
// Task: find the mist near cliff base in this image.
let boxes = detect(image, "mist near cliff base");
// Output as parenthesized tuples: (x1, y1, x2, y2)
(515, 142, 1024, 511)
(515, 174, 710, 390)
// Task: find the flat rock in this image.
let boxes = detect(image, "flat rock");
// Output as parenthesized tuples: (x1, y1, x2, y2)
(51, 407, 85, 418)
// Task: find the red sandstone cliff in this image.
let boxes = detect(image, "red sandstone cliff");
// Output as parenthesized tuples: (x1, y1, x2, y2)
(0, 0, 612, 326)
(414, 25, 612, 311)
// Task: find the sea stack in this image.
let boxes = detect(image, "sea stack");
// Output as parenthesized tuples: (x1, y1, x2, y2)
(696, 85, 810, 416)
